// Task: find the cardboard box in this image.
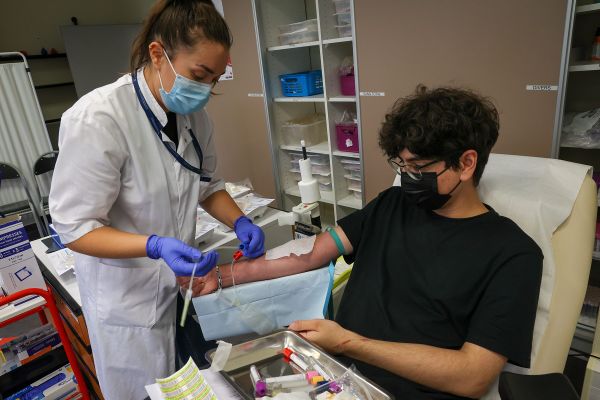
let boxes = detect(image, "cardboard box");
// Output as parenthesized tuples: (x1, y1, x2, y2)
(0, 217, 45, 294)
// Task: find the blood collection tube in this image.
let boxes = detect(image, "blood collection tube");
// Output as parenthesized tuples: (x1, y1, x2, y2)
(282, 348, 309, 372)
(250, 365, 267, 397)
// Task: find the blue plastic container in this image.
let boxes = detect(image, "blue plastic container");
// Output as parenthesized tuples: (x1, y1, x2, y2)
(279, 70, 323, 97)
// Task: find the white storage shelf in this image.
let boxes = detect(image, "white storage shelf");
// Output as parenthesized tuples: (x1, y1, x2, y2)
(280, 141, 330, 154)
(333, 150, 360, 158)
(274, 94, 326, 102)
(322, 40, 355, 99)
(569, 62, 600, 72)
(284, 185, 335, 204)
(253, 0, 364, 223)
(329, 96, 356, 102)
(576, 3, 600, 14)
(337, 194, 362, 209)
(268, 41, 320, 52)
(323, 37, 353, 45)
(560, 142, 600, 150)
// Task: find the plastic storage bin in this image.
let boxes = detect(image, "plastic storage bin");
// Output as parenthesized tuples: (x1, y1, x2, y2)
(333, 0, 351, 13)
(280, 70, 323, 97)
(319, 181, 333, 191)
(340, 75, 355, 96)
(288, 152, 329, 165)
(281, 114, 326, 146)
(279, 19, 318, 34)
(336, 122, 359, 153)
(340, 158, 360, 165)
(290, 170, 331, 184)
(346, 169, 361, 178)
(349, 187, 362, 200)
(279, 29, 318, 46)
(290, 159, 330, 175)
(340, 158, 361, 175)
(336, 24, 352, 38)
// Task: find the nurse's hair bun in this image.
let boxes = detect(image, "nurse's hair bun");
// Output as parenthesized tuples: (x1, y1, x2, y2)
(130, 0, 232, 72)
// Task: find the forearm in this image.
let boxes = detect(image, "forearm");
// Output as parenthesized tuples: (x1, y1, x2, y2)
(219, 230, 342, 287)
(200, 190, 244, 228)
(66, 226, 148, 258)
(342, 339, 502, 398)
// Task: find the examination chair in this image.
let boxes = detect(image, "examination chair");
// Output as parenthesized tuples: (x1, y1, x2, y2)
(478, 155, 598, 400)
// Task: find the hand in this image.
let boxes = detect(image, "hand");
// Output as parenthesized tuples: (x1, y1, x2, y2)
(146, 235, 219, 276)
(289, 319, 364, 354)
(234, 216, 265, 258)
(176, 270, 218, 296)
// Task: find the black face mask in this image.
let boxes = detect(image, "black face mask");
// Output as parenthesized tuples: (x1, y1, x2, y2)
(400, 169, 461, 210)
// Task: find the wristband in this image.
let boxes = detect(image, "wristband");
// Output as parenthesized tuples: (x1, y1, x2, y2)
(327, 227, 345, 255)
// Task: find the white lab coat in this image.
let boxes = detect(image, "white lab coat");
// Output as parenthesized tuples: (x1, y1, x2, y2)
(49, 69, 224, 400)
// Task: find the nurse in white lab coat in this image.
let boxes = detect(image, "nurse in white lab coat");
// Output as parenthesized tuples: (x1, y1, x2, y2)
(48, 1, 265, 398)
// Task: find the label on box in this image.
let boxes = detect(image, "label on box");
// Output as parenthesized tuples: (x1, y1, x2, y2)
(0, 219, 46, 294)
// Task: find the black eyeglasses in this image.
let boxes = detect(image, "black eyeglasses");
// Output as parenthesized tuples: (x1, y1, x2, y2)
(387, 158, 441, 181)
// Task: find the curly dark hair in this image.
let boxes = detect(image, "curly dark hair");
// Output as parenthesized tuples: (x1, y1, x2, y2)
(378, 85, 499, 185)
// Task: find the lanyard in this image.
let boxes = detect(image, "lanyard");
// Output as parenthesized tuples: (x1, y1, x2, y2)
(131, 72, 211, 182)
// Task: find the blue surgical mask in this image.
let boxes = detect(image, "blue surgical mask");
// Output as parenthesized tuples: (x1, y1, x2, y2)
(158, 50, 212, 115)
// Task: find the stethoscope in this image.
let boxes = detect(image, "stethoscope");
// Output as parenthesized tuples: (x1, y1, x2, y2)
(131, 72, 211, 182)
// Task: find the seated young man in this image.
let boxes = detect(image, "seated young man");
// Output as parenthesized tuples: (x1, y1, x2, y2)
(188, 86, 543, 399)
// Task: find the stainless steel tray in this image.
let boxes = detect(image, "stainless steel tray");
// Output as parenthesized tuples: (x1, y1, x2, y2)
(206, 330, 392, 399)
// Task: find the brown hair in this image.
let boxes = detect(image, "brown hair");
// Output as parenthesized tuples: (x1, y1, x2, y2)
(130, 0, 232, 72)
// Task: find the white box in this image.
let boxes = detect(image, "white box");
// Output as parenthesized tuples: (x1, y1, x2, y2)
(0, 217, 46, 294)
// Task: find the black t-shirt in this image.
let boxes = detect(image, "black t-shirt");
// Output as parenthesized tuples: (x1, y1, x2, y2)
(164, 111, 179, 148)
(336, 187, 543, 399)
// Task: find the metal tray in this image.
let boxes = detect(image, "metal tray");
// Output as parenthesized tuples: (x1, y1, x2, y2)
(206, 330, 392, 399)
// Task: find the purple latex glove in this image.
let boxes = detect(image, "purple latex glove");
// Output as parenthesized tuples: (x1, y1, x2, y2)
(146, 235, 219, 277)
(233, 216, 265, 258)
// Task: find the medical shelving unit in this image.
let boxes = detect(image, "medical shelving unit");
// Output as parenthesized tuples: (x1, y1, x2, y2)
(251, 0, 365, 227)
(554, 1, 600, 395)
